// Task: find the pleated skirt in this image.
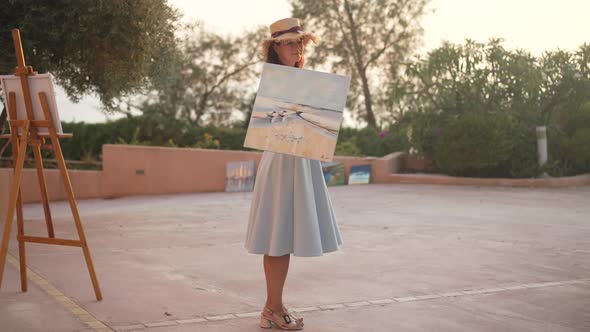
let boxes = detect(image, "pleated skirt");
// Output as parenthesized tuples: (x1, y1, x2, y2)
(245, 151, 342, 257)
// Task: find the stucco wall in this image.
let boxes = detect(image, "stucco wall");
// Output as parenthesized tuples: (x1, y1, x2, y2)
(101, 145, 264, 198)
(0, 167, 103, 206)
(3, 144, 584, 207)
(0, 145, 381, 204)
(100, 145, 385, 198)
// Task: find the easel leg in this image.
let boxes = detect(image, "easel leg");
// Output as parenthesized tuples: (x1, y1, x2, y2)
(50, 136, 102, 301)
(32, 143, 55, 238)
(0, 124, 29, 288)
(16, 191, 27, 292)
(14, 123, 28, 291)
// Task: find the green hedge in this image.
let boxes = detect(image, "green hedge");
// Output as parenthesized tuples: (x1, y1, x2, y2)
(335, 125, 410, 157)
(433, 113, 514, 177)
(546, 103, 590, 176)
(51, 117, 410, 162)
(429, 104, 590, 178)
(2, 106, 588, 178)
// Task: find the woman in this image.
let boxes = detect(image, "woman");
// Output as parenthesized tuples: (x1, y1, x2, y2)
(245, 18, 342, 330)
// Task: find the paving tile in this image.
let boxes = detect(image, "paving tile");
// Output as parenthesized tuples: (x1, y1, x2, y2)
(319, 303, 346, 310)
(77, 314, 97, 323)
(234, 312, 260, 318)
(368, 299, 394, 305)
(86, 321, 108, 329)
(394, 296, 419, 302)
(112, 324, 145, 331)
(205, 314, 236, 321)
(344, 301, 371, 307)
(70, 307, 89, 315)
(438, 292, 465, 297)
(415, 294, 442, 300)
(144, 320, 178, 327)
(291, 306, 320, 312)
(501, 285, 528, 290)
(523, 283, 548, 288)
(462, 289, 490, 295)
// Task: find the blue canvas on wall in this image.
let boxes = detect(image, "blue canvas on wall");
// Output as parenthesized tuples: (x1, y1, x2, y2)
(321, 161, 346, 186)
(348, 164, 371, 185)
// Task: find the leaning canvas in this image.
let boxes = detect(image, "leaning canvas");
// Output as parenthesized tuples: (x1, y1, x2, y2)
(0, 73, 63, 135)
(321, 161, 346, 186)
(225, 161, 256, 192)
(348, 164, 372, 185)
(244, 63, 350, 162)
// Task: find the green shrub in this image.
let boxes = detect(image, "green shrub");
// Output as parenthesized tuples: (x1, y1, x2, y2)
(434, 113, 514, 177)
(546, 103, 590, 176)
(335, 139, 362, 156)
(504, 124, 540, 178)
(565, 127, 590, 173)
(194, 132, 220, 149)
(407, 111, 448, 157)
(335, 125, 409, 157)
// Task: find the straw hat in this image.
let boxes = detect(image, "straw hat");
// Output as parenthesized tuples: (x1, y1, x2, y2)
(261, 18, 318, 60)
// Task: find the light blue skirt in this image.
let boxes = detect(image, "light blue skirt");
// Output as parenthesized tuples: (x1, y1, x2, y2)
(245, 151, 342, 257)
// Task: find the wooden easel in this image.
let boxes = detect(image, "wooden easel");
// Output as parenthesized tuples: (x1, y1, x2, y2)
(0, 29, 102, 301)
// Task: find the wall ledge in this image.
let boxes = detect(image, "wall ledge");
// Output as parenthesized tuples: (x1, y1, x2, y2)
(378, 172, 590, 188)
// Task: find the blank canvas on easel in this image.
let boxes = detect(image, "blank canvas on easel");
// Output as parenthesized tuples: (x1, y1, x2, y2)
(0, 29, 102, 301)
(0, 73, 63, 134)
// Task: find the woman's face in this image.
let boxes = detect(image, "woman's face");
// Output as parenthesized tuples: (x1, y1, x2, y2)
(273, 39, 303, 67)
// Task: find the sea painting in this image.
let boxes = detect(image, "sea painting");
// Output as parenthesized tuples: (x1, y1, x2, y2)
(348, 164, 371, 185)
(225, 161, 256, 192)
(244, 63, 351, 162)
(321, 161, 346, 186)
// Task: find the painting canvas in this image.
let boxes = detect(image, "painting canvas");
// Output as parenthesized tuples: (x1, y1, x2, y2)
(321, 161, 346, 186)
(225, 161, 256, 192)
(244, 63, 351, 162)
(348, 164, 371, 185)
(0, 73, 63, 135)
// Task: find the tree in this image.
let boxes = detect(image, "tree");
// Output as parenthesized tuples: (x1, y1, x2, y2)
(291, 0, 430, 128)
(131, 24, 266, 127)
(392, 40, 590, 126)
(392, 40, 590, 176)
(0, 0, 179, 153)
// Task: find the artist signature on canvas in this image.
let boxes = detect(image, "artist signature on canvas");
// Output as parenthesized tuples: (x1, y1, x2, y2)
(274, 133, 304, 144)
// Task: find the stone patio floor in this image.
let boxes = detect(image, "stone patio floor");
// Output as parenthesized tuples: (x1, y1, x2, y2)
(1, 184, 589, 331)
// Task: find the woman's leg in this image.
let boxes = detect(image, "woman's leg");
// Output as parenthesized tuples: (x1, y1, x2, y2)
(262, 254, 303, 328)
(263, 254, 290, 312)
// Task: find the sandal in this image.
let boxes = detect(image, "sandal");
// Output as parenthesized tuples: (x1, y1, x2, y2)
(260, 306, 304, 330)
(283, 306, 303, 325)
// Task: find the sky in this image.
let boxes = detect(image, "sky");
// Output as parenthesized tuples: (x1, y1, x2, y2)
(49, 0, 590, 123)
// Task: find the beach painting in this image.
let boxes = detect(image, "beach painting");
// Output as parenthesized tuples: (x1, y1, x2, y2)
(321, 161, 346, 186)
(244, 63, 351, 162)
(348, 164, 372, 185)
(225, 160, 256, 192)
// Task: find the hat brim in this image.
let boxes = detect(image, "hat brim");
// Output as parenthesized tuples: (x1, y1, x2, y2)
(261, 32, 318, 61)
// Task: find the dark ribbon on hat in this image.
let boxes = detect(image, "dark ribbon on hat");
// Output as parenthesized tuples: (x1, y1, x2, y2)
(271, 26, 302, 38)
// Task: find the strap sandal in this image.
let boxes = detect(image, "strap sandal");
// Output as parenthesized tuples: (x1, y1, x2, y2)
(260, 306, 304, 330)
